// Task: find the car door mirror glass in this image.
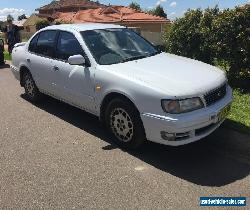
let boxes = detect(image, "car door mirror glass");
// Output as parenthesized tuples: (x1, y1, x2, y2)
(68, 55, 86, 65)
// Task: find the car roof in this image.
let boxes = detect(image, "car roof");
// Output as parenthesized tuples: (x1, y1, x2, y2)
(44, 23, 125, 32)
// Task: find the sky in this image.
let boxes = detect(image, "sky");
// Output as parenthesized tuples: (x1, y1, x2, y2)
(0, 0, 250, 21)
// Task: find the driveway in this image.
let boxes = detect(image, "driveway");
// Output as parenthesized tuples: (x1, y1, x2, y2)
(0, 65, 249, 209)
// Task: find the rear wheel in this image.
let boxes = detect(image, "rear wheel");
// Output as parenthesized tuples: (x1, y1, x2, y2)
(23, 72, 42, 102)
(105, 98, 145, 149)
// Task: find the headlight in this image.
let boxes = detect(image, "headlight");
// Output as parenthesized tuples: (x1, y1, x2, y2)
(161, 98, 204, 114)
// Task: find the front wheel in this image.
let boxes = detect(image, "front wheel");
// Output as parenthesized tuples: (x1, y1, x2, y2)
(105, 98, 145, 149)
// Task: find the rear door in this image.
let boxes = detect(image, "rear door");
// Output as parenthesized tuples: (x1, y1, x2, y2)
(27, 30, 58, 94)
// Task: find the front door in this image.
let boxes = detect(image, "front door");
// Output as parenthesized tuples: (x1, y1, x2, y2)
(52, 31, 96, 113)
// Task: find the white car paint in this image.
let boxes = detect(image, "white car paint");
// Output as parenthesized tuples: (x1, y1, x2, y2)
(10, 24, 233, 146)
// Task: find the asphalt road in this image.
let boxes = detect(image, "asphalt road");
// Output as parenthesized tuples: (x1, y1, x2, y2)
(0, 65, 249, 210)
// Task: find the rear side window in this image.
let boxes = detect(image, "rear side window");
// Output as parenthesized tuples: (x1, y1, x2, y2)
(56, 31, 83, 61)
(36, 30, 57, 58)
(28, 34, 39, 53)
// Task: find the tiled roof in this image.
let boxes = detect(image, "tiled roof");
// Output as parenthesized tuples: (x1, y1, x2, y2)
(54, 6, 170, 23)
(37, 0, 104, 11)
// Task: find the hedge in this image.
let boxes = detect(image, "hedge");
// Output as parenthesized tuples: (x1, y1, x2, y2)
(165, 5, 250, 90)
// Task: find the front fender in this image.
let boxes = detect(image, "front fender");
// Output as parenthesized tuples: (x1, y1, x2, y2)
(94, 69, 165, 116)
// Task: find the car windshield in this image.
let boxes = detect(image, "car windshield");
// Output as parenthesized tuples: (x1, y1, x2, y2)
(81, 28, 159, 65)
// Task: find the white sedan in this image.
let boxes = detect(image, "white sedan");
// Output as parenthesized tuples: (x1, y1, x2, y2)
(10, 24, 233, 149)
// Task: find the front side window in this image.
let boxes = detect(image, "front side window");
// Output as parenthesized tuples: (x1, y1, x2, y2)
(56, 31, 83, 61)
(81, 28, 159, 65)
(36, 30, 57, 58)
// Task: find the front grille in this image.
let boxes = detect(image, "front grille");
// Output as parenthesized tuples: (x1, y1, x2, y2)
(204, 83, 227, 106)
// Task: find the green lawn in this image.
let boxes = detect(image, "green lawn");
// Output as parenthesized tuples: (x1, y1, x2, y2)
(4, 51, 11, 60)
(226, 90, 250, 134)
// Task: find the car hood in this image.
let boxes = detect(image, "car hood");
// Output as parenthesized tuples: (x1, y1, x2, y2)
(99, 53, 226, 97)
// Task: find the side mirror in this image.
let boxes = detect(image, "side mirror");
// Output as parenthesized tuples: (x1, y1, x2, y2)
(68, 54, 85, 65)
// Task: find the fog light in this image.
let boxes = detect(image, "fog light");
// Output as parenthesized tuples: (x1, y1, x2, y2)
(161, 131, 176, 141)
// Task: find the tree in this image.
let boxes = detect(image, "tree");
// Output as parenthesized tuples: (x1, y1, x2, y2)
(148, 5, 167, 18)
(129, 2, 141, 11)
(0, 21, 4, 30)
(154, 5, 167, 18)
(146, 5, 167, 18)
(7, 14, 14, 21)
(35, 20, 50, 30)
(18, 14, 27, 21)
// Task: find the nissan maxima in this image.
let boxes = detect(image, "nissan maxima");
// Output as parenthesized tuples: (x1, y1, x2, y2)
(10, 24, 233, 149)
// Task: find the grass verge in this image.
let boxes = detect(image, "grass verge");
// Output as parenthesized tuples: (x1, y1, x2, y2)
(4, 51, 11, 60)
(226, 90, 250, 134)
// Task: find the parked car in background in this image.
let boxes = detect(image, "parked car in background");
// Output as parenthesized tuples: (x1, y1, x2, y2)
(10, 24, 233, 149)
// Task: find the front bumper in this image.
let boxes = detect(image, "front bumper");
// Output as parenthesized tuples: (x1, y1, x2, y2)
(141, 86, 233, 146)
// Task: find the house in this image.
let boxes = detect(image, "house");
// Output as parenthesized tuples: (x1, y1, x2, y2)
(13, 19, 27, 29)
(23, 0, 105, 34)
(55, 6, 170, 32)
(23, 14, 54, 33)
(25, 1, 171, 45)
(54, 6, 171, 45)
(36, 0, 105, 15)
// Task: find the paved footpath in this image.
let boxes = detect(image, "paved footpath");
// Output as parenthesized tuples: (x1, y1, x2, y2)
(0, 65, 249, 209)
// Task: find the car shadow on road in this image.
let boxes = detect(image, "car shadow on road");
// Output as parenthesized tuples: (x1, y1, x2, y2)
(224, 119, 250, 135)
(21, 94, 250, 187)
(0, 63, 10, 69)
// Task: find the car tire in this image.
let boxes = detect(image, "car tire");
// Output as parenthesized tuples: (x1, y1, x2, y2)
(105, 98, 145, 149)
(23, 71, 42, 102)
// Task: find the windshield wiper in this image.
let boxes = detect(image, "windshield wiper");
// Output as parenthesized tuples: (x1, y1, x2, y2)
(121, 55, 147, 63)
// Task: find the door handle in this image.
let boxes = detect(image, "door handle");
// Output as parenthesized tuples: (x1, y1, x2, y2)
(27, 58, 31, 63)
(53, 66, 59, 71)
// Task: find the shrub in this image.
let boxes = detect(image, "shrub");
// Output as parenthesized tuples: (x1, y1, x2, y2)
(165, 4, 250, 90)
(211, 5, 250, 88)
(165, 9, 204, 60)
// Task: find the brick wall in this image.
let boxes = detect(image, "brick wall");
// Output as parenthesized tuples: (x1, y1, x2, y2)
(120, 22, 167, 33)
